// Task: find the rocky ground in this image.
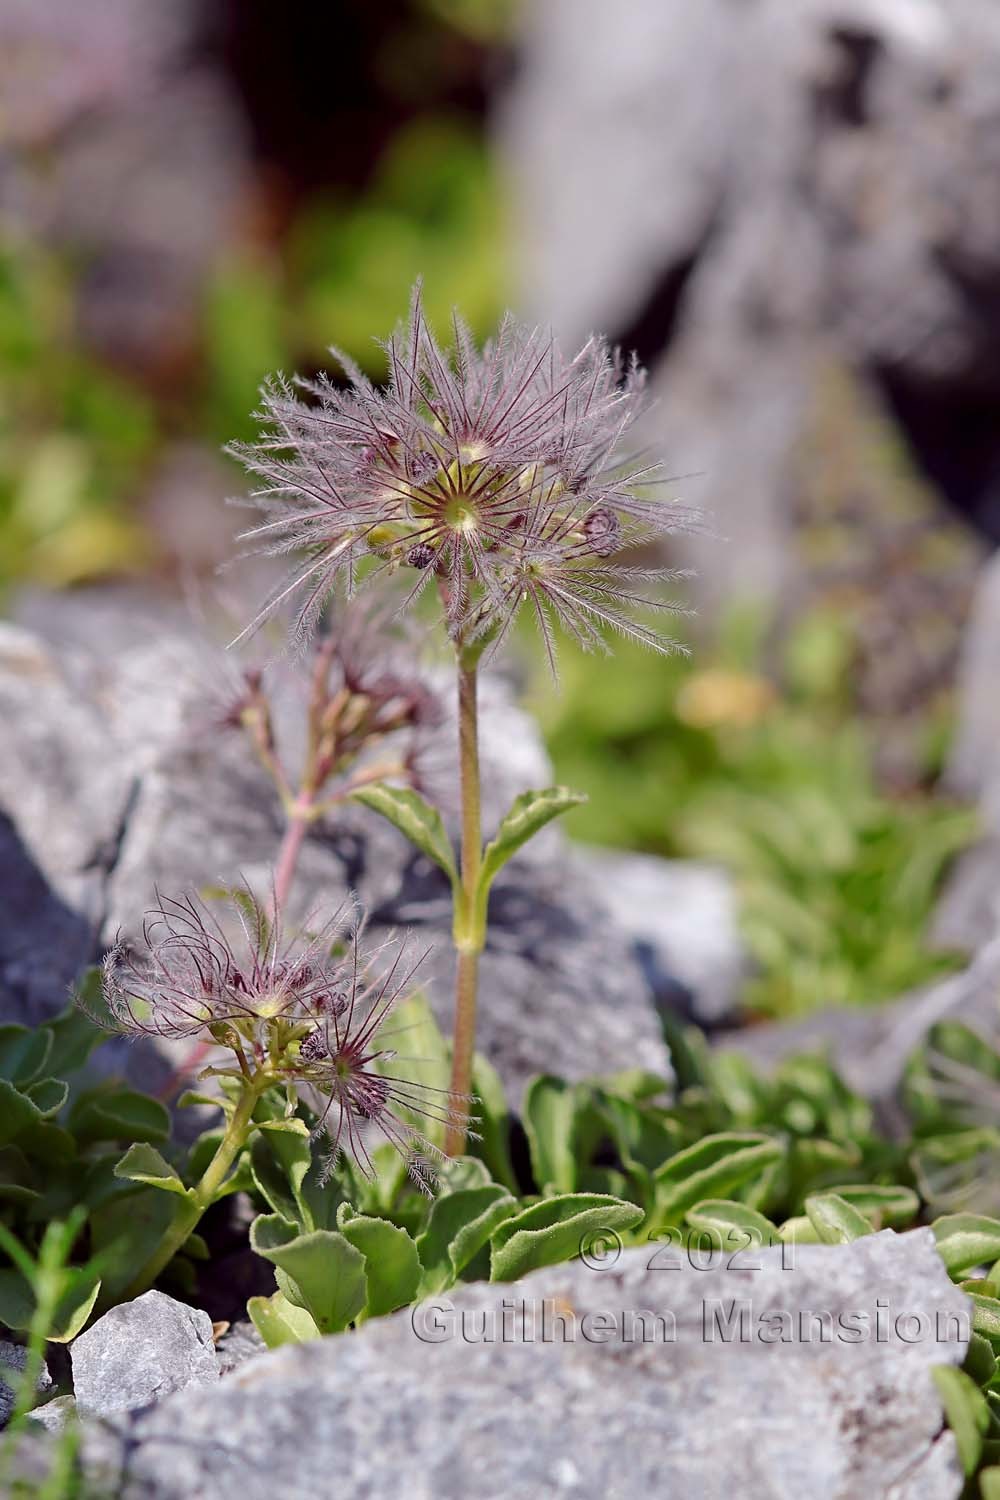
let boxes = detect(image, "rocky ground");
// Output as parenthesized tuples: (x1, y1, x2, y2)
(0, 586, 746, 1104)
(6, 1233, 970, 1500)
(1, 576, 999, 1496)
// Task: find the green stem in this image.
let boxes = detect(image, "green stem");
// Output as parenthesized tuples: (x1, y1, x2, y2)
(125, 1074, 268, 1298)
(445, 651, 483, 1155)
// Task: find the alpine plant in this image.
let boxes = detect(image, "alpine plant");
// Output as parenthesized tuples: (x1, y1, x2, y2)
(228, 285, 695, 669)
(100, 887, 459, 1296)
(228, 284, 696, 1155)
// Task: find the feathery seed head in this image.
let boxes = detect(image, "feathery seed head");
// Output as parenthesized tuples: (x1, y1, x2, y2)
(99, 886, 461, 1190)
(229, 284, 698, 667)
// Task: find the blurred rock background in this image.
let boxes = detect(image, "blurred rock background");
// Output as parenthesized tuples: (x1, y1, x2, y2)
(2, 0, 999, 1027)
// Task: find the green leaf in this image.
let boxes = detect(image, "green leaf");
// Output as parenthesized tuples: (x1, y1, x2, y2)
(23, 1077, 69, 1118)
(804, 1193, 875, 1245)
(966, 1291, 1000, 1354)
(0, 1024, 52, 1085)
(490, 1194, 643, 1283)
(49, 1269, 102, 1343)
(435, 1156, 494, 1194)
(963, 1330, 996, 1388)
(477, 787, 587, 906)
(177, 1090, 235, 1117)
(0, 1264, 101, 1342)
(825, 1184, 919, 1231)
(251, 1134, 309, 1228)
(16, 1120, 76, 1165)
(522, 1076, 579, 1193)
(249, 1215, 368, 1334)
(0, 1268, 34, 1331)
(114, 1143, 192, 1198)
(469, 1054, 518, 1192)
(980, 1467, 1000, 1500)
(777, 1214, 822, 1245)
(596, 1093, 683, 1186)
(686, 1200, 778, 1249)
(337, 1212, 422, 1319)
(350, 784, 457, 884)
(247, 1289, 320, 1349)
(0, 1146, 39, 1205)
(653, 1133, 784, 1223)
(48, 977, 114, 1072)
(417, 1184, 518, 1294)
(0, 1077, 42, 1145)
(89, 1188, 177, 1305)
(935, 1215, 1000, 1279)
(933, 1366, 990, 1476)
(372, 991, 452, 1157)
(69, 1084, 170, 1145)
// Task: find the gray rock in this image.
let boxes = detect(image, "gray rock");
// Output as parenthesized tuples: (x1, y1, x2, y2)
(70, 1290, 219, 1418)
(935, 551, 1000, 950)
(501, 0, 994, 656)
(26, 1394, 76, 1434)
(214, 1321, 266, 1376)
(0, 589, 749, 1102)
(576, 849, 745, 1022)
(83, 1229, 966, 1499)
(0, 1340, 51, 1428)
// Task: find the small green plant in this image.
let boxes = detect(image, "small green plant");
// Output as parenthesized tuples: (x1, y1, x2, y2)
(534, 611, 976, 1018)
(0, 1215, 87, 1500)
(229, 285, 695, 1149)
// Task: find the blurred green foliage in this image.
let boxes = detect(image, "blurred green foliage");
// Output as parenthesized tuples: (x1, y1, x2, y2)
(531, 609, 977, 1019)
(0, 245, 154, 591)
(0, 113, 504, 590)
(291, 119, 504, 380)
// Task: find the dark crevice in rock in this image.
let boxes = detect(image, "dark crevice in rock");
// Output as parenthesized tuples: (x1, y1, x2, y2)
(89, 774, 143, 954)
(873, 362, 1000, 544)
(606, 248, 705, 376)
(0, 813, 94, 1022)
(816, 26, 883, 129)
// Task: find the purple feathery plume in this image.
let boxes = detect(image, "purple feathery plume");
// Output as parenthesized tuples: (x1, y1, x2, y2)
(228, 284, 698, 668)
(100, 886, 462, 1190)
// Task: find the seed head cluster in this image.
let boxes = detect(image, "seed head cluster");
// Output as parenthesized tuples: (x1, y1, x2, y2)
(101, 889, 457, 1189)
(229, 285, 695, 669)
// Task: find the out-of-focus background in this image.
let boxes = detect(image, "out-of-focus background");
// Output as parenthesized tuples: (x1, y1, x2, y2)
(4, 0, 1000, 1022)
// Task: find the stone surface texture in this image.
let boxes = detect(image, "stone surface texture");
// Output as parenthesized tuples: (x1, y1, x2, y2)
(0, 1340, 51, 1429)
(0, 588, 746, 1103)
(935, 551, 1000, 950)
(70, 1290, 219, 1418)
(74, 1229, 967, 1500)
(502, 0, 1000, 595)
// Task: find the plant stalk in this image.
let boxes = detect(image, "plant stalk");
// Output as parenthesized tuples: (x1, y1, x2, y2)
(445, 652, 482, 1154)
(272, 799, 313, 918)
(125, 1073, 268, 1298)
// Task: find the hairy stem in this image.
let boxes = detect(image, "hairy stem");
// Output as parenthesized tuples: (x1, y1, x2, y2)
(125, 1073, 268, 1298)
(271, 799, 312, 918)
(445, 652, 482, 1154)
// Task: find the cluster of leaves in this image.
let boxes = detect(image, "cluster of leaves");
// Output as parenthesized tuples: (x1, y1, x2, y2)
(0, 979, 262, 1340)
(11, 984, 1000, 1500)
(534, 609, 976, 1018)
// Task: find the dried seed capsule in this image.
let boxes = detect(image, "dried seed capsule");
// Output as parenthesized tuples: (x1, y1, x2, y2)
(299, 1030, 330, 1062)
(406, 542, 437, 570)
(582, 506, 621, 557)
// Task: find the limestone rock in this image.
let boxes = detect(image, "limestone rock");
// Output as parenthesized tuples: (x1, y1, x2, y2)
(70, 1291, 219, 1418)
(83, 1229, 967, 1500)
(0, 589, 749, 1102)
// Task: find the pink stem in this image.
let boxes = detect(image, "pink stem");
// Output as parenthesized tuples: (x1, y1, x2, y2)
(271, 807, 311, 920)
